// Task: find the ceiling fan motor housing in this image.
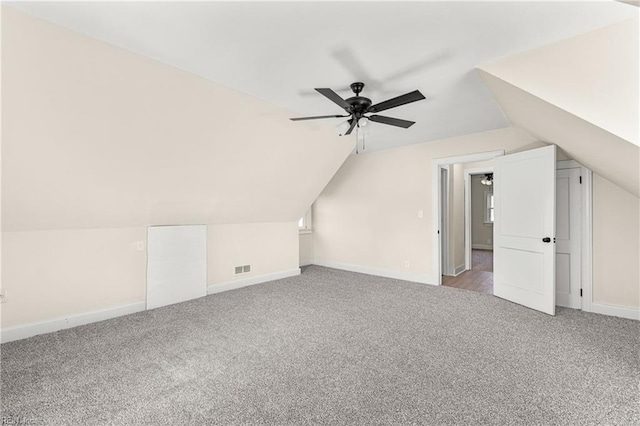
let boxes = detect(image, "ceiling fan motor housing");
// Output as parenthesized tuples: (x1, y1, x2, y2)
(345, 96, 372, 118)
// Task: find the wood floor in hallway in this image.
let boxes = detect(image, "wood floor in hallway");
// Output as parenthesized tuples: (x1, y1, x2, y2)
(442, 249, 493, 294)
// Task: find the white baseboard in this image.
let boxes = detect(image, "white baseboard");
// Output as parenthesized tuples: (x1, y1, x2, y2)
(472, 244, 493, 250)
(207, 268, 301, 295)
(587, 303, 639, 321)
(1, 301, 146, 344)
(313, 260, 435, 285)
(453, 264, 466, 276)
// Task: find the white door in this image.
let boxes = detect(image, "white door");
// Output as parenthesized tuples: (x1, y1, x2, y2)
(493, 145, 556, 315)
(147, 225, 207, 310)
(555, 168, 582, 309)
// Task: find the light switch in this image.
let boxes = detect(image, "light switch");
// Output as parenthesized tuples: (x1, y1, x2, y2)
(418, 210, 424, 219)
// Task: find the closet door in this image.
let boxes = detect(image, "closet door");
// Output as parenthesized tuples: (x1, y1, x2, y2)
(146, 225, 207, 310)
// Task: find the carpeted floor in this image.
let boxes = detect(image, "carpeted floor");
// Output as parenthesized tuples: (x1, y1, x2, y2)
(2, 266, 639, 425)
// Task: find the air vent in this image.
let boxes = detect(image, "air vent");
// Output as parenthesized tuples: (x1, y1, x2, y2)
(235, 265, 251, 275)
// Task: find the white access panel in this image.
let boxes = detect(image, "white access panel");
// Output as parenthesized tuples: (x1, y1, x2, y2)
(146, 225, 207, 310)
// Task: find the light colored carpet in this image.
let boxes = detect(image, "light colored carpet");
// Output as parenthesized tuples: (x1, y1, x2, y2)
(2, 265, 639, 425)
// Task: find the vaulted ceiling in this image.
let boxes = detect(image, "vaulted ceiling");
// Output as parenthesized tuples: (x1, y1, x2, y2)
(8, 1, 636, 151)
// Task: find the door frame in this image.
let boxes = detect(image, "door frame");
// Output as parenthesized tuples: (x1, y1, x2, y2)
(440, 165, 451, 276)
(432, 150, 504, 285)
(464, 167, 494, 271)
(556, 160, 593, 312)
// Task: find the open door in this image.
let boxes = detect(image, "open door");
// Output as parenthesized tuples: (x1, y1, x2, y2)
(493, 145, 556, 315)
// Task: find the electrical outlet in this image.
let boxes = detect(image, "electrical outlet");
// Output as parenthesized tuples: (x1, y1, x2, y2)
(0, 289, 7, 304)
(404, 260, 410, 269)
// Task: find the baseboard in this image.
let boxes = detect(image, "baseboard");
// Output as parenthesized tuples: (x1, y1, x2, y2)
(453, 264, 466, 276)
(472, 244, 493, 250)
(207, 268, 301, 295)
(587, 303, 639, 321)
(0, 301, 146, 344)
(312, 260, 434, 285)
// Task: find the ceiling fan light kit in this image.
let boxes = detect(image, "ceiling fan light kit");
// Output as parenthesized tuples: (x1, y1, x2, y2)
(290, 82, 426, 152)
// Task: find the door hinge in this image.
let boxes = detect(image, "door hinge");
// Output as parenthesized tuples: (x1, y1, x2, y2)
(579, 176, 582, 184)
(580, 289, 583, 297)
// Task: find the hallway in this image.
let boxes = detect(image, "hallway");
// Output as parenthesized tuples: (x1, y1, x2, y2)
(442, 249, 493, 294)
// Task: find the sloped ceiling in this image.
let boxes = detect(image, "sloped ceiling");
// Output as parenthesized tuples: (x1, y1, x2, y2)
(6, 1, 636, 151)
(479, 72, 638, 197)
(480, 17, 639, 147)
(2, 8, 353, 231)
(479, 17, 639, 197)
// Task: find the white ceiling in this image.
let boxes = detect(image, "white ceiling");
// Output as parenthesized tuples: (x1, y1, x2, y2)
(7, 1, 637, 151)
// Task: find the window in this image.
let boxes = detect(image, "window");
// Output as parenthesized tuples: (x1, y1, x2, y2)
(484, 191, 494, 224)
(298, 207, 312, 232)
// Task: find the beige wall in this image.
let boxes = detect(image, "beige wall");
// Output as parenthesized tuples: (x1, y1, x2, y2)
(299, 233, 314, 266)
(2, 7, 352, 232)
(314, 127, 639, 309)
(207, 223, 299, 286)
(592, 176, 640, 308)
(1, 8, 350, 329)
(2, 228, 147, 328)
(314, 127, 538, 283)
(2, 222, 300, 328)
(479, 67, 638, 198)
(471, 175, 494, 249)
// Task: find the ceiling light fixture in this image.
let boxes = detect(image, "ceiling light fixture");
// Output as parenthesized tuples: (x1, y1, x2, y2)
(481, 173, 493, 186)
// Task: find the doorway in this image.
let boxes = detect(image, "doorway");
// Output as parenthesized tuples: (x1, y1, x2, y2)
(442, 166, 495, 295)
(432, 150, 503, 286)
(433, 150, 593, 315)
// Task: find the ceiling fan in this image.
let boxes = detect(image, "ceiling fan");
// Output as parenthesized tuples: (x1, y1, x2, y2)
(290, 82, 425, 136)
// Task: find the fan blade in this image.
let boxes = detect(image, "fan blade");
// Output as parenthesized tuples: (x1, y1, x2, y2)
(290, 114, 349, 121)
(368, 90, 425, 113)
(344, 119, 358, 136)
(368, 115, 416, 128)
(315, 88, 351, 110)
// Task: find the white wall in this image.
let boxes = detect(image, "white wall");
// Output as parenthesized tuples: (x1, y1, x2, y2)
(1, 8, 350, 330)
(314, 127, 539, 283)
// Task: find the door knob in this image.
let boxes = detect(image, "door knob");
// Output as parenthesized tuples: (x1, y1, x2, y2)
(542, 237, 551, 243)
